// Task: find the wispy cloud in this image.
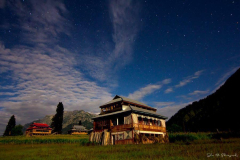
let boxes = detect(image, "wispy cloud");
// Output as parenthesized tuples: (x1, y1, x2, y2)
(0, 0, 114, 134)
(154, 102, 175, 108)
(165, 70, 204, 94)
(6, 0, 71, 44)
(188, 89, 209, 96)
(128, 79, 171, 100)
(0, 43, 112, 123)
(215, 67, 239, 87)
(165, 88, 173, 93)
(175, 70, 204, 88)
(176, 89, 209, 101)
(81, 0, 141, 83)
(156, 102, 191, 120)
(162, 78, 171, 84)
(0, 0, 5, 9)
(128, 84, 162, 101)
(209, 66, 239, 94)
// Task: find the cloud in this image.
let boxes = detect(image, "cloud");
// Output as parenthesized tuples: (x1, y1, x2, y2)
(215, 67, 239, 87)
(188, 90, 209, 96)
(128, 84, 162, 101)
(0, 0, 114, 135)
(165, 88, 173, 93)
(165, 70, 204, 94)
(81, 0, 141, 82)
(128, 79, 171, 100)
(156, 102, 191, 120)
(5, 0, 71, 44)
(175, 70, 204, 88)
(209, 66, 239, 94)
(162, 78, 171, 84)
(0, 0, 5, 8)
(154, 102, 175, 108)
(0, 44, 112, 125)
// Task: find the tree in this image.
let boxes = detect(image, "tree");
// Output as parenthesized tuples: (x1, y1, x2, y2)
(78, 120, 82, 125)
(11, 124, 23, 136)
(3, 115, 16, 136)
(51, 102, 64, 134)
(167, 124, 183, 132)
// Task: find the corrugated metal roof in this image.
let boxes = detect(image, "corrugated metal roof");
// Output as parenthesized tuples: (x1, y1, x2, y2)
(129, 106, 167, 119)
(117, 96, 153, 108)
(92, 107, 132, 119)
(93, 105, 167, 119)
(100, 98, 122, 107)
(100, 95, 156, 110)
(73, 125, 87, 131)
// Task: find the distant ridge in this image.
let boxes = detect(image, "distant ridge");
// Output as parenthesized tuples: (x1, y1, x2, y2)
(23, 110, 96, 134)
(167, 68, 240, 132)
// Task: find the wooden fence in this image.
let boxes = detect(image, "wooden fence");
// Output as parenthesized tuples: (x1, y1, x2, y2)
(111, 123, 166, 133)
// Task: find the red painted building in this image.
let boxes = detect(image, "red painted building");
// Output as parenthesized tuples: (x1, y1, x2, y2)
(25, 123, 52, 136)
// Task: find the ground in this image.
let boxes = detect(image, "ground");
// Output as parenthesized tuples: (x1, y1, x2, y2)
(0, 138, 239, 160)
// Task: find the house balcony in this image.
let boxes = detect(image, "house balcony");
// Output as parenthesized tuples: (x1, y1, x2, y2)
(133, 123, 166, 133)
(110, 123, 166, 133)
(110, 123, 133, 132)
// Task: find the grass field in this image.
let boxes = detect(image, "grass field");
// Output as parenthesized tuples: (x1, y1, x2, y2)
(0, 134, 239, 159)
(0, 134, 89, 144)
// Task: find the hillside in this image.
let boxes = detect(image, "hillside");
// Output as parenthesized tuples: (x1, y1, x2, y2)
(23, 110, 96, 134)
(167, 68, 240, 132)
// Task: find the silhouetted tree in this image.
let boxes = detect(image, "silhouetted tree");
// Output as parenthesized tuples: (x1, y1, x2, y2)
(167, 67, 240, 132)
(3, 115, 16, 136)
(51, 102, 64, 134)
(11, 124, 23, 136)
(79, 120, 82, 125)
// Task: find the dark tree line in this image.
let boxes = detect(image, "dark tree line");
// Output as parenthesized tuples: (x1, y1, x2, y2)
(167, 67, 240, 132)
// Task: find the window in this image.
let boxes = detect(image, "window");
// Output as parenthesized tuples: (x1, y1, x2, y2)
(118, 117, 124, 125)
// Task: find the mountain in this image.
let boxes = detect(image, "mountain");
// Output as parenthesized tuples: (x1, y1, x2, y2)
(23, 110, 96, 134)
(167, 68, 240, 132)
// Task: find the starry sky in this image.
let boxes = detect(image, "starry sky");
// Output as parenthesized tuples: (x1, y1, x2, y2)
(0, 0, 239, 134)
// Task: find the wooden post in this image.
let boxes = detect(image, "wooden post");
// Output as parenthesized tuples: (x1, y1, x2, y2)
(93, 121, 96, 130)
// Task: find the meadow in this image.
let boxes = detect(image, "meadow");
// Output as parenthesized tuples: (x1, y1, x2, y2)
(0, 133, 239, 160)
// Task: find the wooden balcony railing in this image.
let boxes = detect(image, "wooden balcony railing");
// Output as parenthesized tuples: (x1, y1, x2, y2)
(111, 123, 133, 132)
(133, 123, 166, 133)
(110, 123, 166, 133)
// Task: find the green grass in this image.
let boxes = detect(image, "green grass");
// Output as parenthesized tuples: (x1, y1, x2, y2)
(169, 132, 212, 143)
(0, 138, 239, 160)
(0, 133, 239, 159)
(0, 135, 89, 144)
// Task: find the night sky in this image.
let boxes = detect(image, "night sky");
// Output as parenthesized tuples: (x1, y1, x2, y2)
(0, 0, 239, 134)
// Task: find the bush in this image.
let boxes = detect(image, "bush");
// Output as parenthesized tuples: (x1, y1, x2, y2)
(169, 132, 211, 143)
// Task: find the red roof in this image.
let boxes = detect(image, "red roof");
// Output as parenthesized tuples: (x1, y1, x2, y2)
(33, 123, 50, 127)
(26, 123, 52, 130)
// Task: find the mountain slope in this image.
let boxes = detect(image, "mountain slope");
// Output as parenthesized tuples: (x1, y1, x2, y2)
(23, 110, 96, 134)
(167, 68, 240, 132)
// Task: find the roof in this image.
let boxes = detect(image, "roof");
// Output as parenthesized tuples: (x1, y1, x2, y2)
(93, 105, 167, 119)
(93, 106, 132, 119)
(73, 125, 87, 131)
(129, 106, 167, 119)
(32, 123, 50, 127)
(26, 123, 52, 130)
(100, 95, 156, 111)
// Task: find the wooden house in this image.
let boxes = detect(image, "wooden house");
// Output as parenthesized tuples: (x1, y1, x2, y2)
(68, 125, 88, 135)
(90, 95, 168, 145)
(25, 123, 52, 136)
